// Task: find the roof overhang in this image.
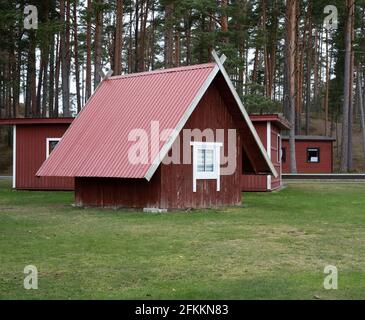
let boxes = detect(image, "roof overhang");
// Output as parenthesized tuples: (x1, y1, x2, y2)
(282, 135, 336, 142)
(250, 114, 291, 130)
(0, 118, 74, 125)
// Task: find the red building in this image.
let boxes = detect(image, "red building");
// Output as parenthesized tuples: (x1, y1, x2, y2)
(242, 114, 290, 192)
(38, 53, 277, 210)
(0, 118, 74, 190)
(281, 136, 335, 173)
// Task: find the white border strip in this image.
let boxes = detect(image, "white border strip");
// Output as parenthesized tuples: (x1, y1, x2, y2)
(12, 125, 16, 189)
(266, 121, 272, 190)
(278, 134, 282, 187)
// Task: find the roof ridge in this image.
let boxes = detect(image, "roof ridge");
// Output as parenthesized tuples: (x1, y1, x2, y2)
(108, 63, 216, 81)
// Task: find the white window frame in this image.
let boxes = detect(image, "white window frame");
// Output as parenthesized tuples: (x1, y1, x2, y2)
(190, 142, 223, 193)
(46, 138, 62, 158)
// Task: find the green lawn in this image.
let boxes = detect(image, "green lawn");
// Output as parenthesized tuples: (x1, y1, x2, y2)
(0, 180, 364, 300)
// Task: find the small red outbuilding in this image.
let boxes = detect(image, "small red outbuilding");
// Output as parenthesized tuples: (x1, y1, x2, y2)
(37, 53, 277, 210)
(281, 136, 335, 174)
(241, 114, 290, 192)
(0, 118, 74, 190)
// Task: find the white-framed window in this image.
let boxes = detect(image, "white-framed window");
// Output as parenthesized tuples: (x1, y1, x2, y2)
(46, 138, 62, 158)
(190, 142, 223, 192)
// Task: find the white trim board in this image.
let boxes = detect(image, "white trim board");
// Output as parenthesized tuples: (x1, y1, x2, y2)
(278, 134, 282, 187)
(266, 121, 272, 190)
(12, 125, 16, 189)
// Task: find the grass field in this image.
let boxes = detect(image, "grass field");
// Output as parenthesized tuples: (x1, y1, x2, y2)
(0, 180, 364, 300)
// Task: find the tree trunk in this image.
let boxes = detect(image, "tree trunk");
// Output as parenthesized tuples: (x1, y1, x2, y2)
(221, 0, 228, 43)
(164, 2, 174, 68)
(85, 0, 92, 101)
(305, 23, 312, 135)
(49, 34, 55, 117)
(54, 33, 61, 118)
(340, 0, 354, 172)
(36, 49, 45, 117)
(94, 0, 104, 88)
(114, 0, 123, 75)
(348, 8, 355, 171)
(73, 0, 81, 113)
(60, 0, 71, 117)
(267, 0, 278, 100)
(287, 0, 297, 173)
(185, 12, 192, 66)
(324, 29, 330, 136)
(261, 0, 270, 98)
(128, 2, 133, 73)
(41, 49, 49, 117)
(134, 0, 140, 72)
(25, 30, 36, 118)
(312, 28, 319, 111)
(138, 0, 149, 71)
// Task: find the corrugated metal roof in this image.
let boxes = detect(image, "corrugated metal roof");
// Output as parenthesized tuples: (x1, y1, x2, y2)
(37, 63, 216, 179)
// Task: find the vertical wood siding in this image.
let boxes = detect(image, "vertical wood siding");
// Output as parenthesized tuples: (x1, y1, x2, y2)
(159, 82, 242, 209)
(281, 140, 334, 173)
(75, 168, 161, 208)
(16, 124, 74, 190)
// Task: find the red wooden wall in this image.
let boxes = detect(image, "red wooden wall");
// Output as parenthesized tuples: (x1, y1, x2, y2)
(159, 81, 242, 209)
(281, 139, 333, 173)
(75, 80, 244, 209)
(15, 124, 74, 190)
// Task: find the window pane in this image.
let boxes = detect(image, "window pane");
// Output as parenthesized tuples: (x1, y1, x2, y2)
(196, 148, 214, 172)
(49, 140, 59, 155)
(307, 148, 319, 163)
(205, 149, 214, 172)
(197, 149, 205, 172)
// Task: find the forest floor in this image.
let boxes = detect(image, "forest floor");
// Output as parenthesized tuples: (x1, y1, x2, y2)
(0, 180, 364, 300)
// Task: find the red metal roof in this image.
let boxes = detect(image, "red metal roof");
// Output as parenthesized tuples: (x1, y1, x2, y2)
(249, 114, 290, 130)
(37, 63, 216, 179)
(0, 118, 74, 125)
